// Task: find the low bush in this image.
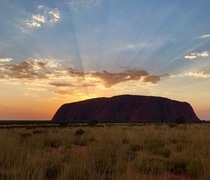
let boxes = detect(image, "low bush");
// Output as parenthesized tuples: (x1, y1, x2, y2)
(20, 133, 31, 139)
(74, 129, 85, 136)
(144, 139, 166, 152)
(134, 157, 166, 175)
(122, 138, 129, 144)
(167, 157, 188, 174)
(156, 147, 171, 158)
(88, 120, 99, 126)
(43, 138, 61, 148)
(32, 130, 45, 134)
(186, 159, 204, 178)
(130, 143, 141, 152)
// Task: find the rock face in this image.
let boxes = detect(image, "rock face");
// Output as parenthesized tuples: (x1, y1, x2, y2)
(52, 95, 200, 123)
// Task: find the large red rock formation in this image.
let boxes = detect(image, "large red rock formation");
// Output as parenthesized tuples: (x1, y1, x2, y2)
(52, 95, 200, 123)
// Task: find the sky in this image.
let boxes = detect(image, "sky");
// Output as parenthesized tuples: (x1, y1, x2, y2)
(0, 0, 210, 120)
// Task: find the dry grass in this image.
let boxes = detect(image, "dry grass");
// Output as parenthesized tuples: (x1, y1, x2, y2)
(0, 123, 210, 179)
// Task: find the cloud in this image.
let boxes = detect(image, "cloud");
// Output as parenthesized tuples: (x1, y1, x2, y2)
(54, 91, 73, 95)
(144, 75, 161, 84)
(0, 59, 59, 80)
(116, 43, 151, 52)
(199, 34, 210, 38)
(184, 71, 210, 78)
(49, 11, 60, 22)
(0, 58, 12, 63)
(49, 82, 73, 87)
(50, 81, 96, 89)
(0, 59, 163, 95)
(90, 69, 162, 87)
(26, 20, 41, 28)
(27, 87, 47, 92)
(197, 51, 208, 57)
(184, 51, 208, 60)
(65, 68, 160, 87)
(92, 70, 147, 87)
(32, 14, 46, 23)
(170, 71, 210, 79)
(25, 6, 60, 28)
(184, 55, 197, 60)
(67, 68, 85, 77)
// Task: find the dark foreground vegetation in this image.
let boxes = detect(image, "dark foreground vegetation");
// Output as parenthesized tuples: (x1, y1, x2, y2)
(1, 123, 210, 179)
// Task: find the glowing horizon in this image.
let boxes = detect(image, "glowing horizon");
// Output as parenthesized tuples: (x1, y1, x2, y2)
(1, 0, 210, 120)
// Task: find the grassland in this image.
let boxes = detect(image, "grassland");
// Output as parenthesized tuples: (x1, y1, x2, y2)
(0, 123, 210, 179)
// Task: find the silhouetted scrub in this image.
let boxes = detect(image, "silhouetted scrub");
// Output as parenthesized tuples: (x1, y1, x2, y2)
(88, 120, 99, 126)
(74, 129, 85, 135)
(43, 139, 61, 148)
(59, 122, 69, 127)
(45, 166, 62, 179)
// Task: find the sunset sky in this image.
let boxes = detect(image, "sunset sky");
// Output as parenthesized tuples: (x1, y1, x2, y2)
(1, 0, 210, 120)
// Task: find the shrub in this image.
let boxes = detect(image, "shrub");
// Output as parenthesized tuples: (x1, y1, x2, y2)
(169, 138, 178, 144)
(144, 139, 166, 152)
(44, 158, 64, 180)
(20, 133, 31, 143)
(156, 147, 171, 158)
(20, 133, 31, 139)
(134, 157, 166, 175)
(175, 144, 184, 152)
(130, 143, 141, 152)
(168, 123, 178, 128)
(59, 122, 69, 127)
(33, 130, 45, 134)
(94, 147, 117, 178)
(74, 129, 85, 136)
(72, 137, 88, 146)
(43, 138, 61, 148)
(88, 120, 99, 126)
(186, 159, 204, 178)
(167, 157, 188, 174)
(45, 166, 61, 179)
(122, 138, 129, 144)
(116, 159, 127, 174)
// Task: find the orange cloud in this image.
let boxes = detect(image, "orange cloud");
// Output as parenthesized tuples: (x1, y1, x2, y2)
(49, 82, 73, 87)
(92, 70, 149, 87)
(0, 60, 54, 80)
(144, 75, 161, 84)
(66, 68, 161, 87)
(0, 59, 163, 92)
(0, 58, 13, 63)
(54, 91, 73, 95)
